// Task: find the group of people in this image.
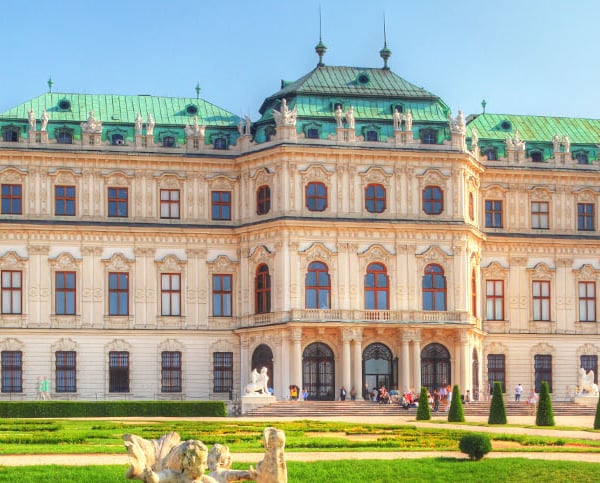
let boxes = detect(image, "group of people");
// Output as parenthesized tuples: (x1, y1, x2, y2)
(289, 385, 309, 401)
(515, 383, 538, 405)
(339, 385, 358, 401)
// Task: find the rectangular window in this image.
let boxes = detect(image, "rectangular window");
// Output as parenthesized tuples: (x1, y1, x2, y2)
(577, 203, 595, 231)
(55, 271, 76, 315)
(161, 273, 181, 316)
(531, 201, 549, 229)
(1, 184, 22, 215)
(487, 354, 505, 393)
(160, 189, 180, 219)
(486, 280, 504, 320)
(1, 270, 22, 314)
(534, 354, 552, 393)
(213, 351, 233, 392)
(55, 185, 76, 216)
(484, 200, 503, 228)
(579, 281, 596, 322)
(161, 351, 182, 393)
(212, 274, 232, 316)
(1, 351, 22, 393)
(108, 272, 129, 316)
(581, 355, 598, 384)
(55, 351, 76, 392)
(211, 191, 231, 220)
(109, 351, 129, 392)
(532, 280, 551, 321)
(108, 187, 128, 218)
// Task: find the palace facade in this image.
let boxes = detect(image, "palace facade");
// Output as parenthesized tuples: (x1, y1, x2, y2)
(1, 43, 600, 407)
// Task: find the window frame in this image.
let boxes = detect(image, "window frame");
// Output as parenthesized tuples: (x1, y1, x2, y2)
(305, 261, 331, 309)
(55, 271, 76, 315)
(578, 281, 596, 322)
(108, 272, 129, 316)
(212, 274, 232, 317)
(108, 350, 129, 393)
(422, 185, 443, 215)
(161, 273, 181, 316)
(484, 200, 503, 228)
(364, 262, 389, 310)
(160, 189, 180, 219)
(532, 280, 551, 321)
(213, 351, 233, 393)
(531, 201, 549, 229)
(305, 182, 328, 212)
(107, 187, 128, 218)
(534, 354, 552, 393)
(161, 351, 182, 393)
(256, 185, 271, 215)
(55, 350, 77, 393)
(1, 350, 22, 393)
(1, 270, 22, 314)
(422, 264, 447, 311)
(365, 183, 386, 214)
(1, 184, 22, 215)
(255, 264, 271, 314)
(486, 279, 504, 321)
(211, 191, 232, 221)
(55, 185, 76, 216)
(577, 202, 595, 231)
(487, 354, 505, 393)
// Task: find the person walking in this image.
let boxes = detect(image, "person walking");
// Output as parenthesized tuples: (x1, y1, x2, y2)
(515, 383, 523, 401)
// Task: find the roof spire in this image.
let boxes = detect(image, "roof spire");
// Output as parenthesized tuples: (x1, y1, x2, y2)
(195, 82, 201, 99)
(379, 13, 391, 70)
(47, 76, 54, 93)
(481, 99, 487, 114)
(315, 6, 327, 67)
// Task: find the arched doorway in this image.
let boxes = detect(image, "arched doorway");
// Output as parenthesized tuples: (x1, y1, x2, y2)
(363, 343, 394, 395)
(421, 343, 451, 392)
(472, 348, 479, 401)
(302, 342, 335, 400)
(251, 344, 273, 391)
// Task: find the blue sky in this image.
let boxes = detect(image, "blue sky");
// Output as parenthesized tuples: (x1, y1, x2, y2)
(2, 0, 600, 120)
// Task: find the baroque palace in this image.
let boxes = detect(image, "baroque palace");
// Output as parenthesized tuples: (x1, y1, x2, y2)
(1, 40, 599, 406)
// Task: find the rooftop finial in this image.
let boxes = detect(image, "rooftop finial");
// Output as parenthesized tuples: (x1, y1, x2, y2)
(195, 82, 201, 99)
(379, 13, 391, 69)
(315, 5, 327, 67)
(47, 76, 54, 93)
(481, 99, 487, 114)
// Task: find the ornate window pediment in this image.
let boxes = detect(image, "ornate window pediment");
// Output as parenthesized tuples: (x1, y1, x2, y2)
(527, 262, 554, 279)
(102, 253, 134, 271)
(416, 168, 449, 188)
(300, 164, 333, 183)
(481, 184, 508, 199)
(416, 246, 451, 265)
(573, 188, 597, 203)
(206, 174, 236, 191)
(251, 167, 275, 187)
(155, 255, 186, 273)
(106, 338, 131, 352)
(573, 264, 600, 282)
(0, 167, 26, 183)
(103, 170, 133, 187)
(530, 342, 555, 356)
(0, 250, 27, 269)
(48, 169, 80, 186)
(248, 245, 274, 266)
(481, 261, 508, 279)
(51, 337, 78, 352)
(160, 338, 184, 352)
(358, 244, 393, 271)
(49, 252, 81, 271)
(359, 167, 392, 186)
(299, 242, 336, 268)
(207, 255, 238, 274)
(528, 186, 553, 200)
(156, 173, 185, 189)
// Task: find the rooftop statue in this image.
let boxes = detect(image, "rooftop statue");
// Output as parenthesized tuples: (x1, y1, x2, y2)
(562, 134, 570, 153)
(335, 105, 343, 128)
(393, 108, 401, 130)
(147, 114, 155, 136)
(41, 110, 49, 131)
(470, 127, 478, 149)
(404, 109, 413, 131)
(272, 98, 297, 127)
(345, 106, 355, 129)
(552, 134, 561, 152)
(185, 116, 205, 137)
(449, 110, 466, 134)
(135, 113, 143, 135)
(81, 110, 103, 134)
(28, 109, 36, 131)
(506, 128, 525, 151)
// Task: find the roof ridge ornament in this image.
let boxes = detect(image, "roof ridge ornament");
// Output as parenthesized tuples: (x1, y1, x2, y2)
(315, 6, 327, 67)
(379, 14, 391, 70)
(47, 77, 54, 93)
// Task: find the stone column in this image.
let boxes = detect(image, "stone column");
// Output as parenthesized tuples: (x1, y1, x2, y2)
(412, 332, 422, 391)
(342, 328, 352, 393)
(352, 329, 363, 398)
(240, 334, 250, 394)
(461, 331, 470, 395)
(290, 327, 303, 389)
(401, 333, 411, 393)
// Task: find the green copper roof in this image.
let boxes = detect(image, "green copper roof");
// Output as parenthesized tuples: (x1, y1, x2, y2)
(468, 113, 600, 144)
(0, 92, 239, 127)
(260, 65, 439, 113)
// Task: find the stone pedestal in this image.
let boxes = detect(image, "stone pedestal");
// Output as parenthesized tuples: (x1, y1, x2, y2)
(573, 395, 599, 407)
(241, 394, 276, 414)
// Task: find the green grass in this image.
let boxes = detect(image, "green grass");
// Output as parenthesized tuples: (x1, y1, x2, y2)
(0, 459, 599, 483)
(0, 419, 599, 455)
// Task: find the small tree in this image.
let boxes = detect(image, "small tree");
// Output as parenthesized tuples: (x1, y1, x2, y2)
(594, 394, 600, 430)
(459, 433, 492, 461)
(488, 381, 507, 424)
(535, 381, 555, 426)
(448, 384, 465, 422)
(416, 387, 431, 420)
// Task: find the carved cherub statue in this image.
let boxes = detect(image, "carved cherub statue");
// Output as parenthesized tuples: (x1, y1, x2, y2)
(207, 444, 256, 483)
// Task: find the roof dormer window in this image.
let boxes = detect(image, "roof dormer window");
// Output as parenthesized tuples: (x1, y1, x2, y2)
(356, 72, 370, 85)
(185, 104, 198, 115)
(58, 99, 71, 111)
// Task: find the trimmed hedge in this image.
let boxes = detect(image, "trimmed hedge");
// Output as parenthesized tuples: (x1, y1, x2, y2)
(416, 387, 431, 421)
(535, 381, 555, 427)
(595, 393, 600, 430)
(459, 433, 492, 460)
(488, 381, 507, 424)
(0, 401, 226, 418)
(447, 384, 465, 422)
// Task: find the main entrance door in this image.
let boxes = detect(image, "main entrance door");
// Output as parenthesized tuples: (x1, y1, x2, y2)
(421, 343, 451, 392)
(302, 342, 335, 401)
(363, 343, 394, 394)
(251, 344, 273, 391)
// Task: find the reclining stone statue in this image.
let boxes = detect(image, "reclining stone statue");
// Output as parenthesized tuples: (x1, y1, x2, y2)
(207, 443, 256, 482)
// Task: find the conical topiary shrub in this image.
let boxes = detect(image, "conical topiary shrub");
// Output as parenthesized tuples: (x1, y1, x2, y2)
(488, 381, 507, 424)
(594, 393, 600, 430)
(448, 384, 465, 422)
(535, 381, 555, 426)
(416, 386, 431, 420)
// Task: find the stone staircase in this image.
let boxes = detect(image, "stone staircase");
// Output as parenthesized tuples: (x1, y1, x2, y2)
(245, 399, 596, 418)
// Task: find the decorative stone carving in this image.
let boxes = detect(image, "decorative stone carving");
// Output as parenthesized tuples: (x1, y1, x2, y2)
(403, 110, 412, 131)
(272, 99, 297, 127)
(135, 113, 143, 135)
(28, 109, 36, 131)
(505, 128, 525, 151)
(147, 114, 155, 136)
(245, 367, 270, 395)
(80, 110, 103, 134)
(449, 110, 466, 134)
(185, 116, 206, 138)
(393, 108, 401, 130)
(577, 367, 599, 396)
(255, 427, 287, 483)
(207, 444, 256, 483)
(345, 106, 355, 129)
(41, 110, 49, 131)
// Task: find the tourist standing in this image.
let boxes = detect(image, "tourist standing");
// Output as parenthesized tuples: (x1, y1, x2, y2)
(515, 383, 523, 401)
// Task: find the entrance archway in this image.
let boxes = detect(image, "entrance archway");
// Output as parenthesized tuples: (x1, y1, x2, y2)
(421, 343, 451, 391)
(302, 342, 335, 400)
(363, 343, 394, 394)
(251, 344, 273, 390)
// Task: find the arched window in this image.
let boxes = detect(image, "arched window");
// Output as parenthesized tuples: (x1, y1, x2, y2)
(305, 182, 327, 212)
(365, 184, 386, 213)
(422, 186, 443, 215)
(256, 185, 271, 215)
(365, 262, 389, 310)
(305, 261, 330, 309)
(422, 264, 447, 311)
(255, 264, 271, 314)
(471, 268, 477, 317)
